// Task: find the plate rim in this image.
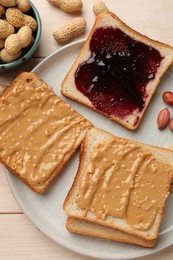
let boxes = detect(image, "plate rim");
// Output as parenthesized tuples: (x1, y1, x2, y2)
(4, 38, 173, 260)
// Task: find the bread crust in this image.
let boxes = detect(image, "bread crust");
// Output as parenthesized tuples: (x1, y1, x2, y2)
(61, 11, 173, 130)
(0, 72, 93, 193)
(66, 217, 157, 248)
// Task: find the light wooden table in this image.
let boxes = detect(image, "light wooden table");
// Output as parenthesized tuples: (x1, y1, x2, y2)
(1, 1, 173, 259)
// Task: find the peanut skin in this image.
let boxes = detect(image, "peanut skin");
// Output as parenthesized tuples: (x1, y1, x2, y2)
(6, 7, 37, 31)
(93, 1, 109, 16)
(157, 108, 170, 129)
(5, 25, 32, 55)
(48, 0, 83, 13)
(0, 47, 22, 62)
(0, 0, 17, 7)
(0, 19, 15, 39)
(162, 91, 173, 106)
(53, 17, 86, 43)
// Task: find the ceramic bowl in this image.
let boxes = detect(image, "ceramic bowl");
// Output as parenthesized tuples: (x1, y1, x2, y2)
(0, 2, 42, 73)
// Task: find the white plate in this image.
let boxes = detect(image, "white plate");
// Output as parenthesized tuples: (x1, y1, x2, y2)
(5, 39, 173, 259)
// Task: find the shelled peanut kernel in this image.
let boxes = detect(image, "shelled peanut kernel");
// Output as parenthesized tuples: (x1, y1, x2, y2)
(157, 90, 173, 131)
(157, 108, 170, 129)
(169, 118, 173, 131)
(162, 91, 173, 106)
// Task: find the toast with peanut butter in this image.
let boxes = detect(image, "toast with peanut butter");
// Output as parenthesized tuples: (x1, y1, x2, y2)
(63, 128, 173, 245)
(61, 11, 173, 130)
(66, 217, 156, 247)
(0, 72, 93, 193)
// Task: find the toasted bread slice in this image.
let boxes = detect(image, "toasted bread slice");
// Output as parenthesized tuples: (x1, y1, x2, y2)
(63, 128, 173, 241)
(0, 72, 93, 193)
(61, 11, 173, 130)
(0, 84, 8, 95)
(66, 217, 156, 248)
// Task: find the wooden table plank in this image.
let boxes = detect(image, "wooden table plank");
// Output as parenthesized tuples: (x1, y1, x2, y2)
(0, 166, 21, 213)
(0, 58, 42, 85)
(0, 214, 173, 260)
(0, 214, 93, 260)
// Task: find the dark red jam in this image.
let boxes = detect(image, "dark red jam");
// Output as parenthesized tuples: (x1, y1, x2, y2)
(75, 27, 163, 122)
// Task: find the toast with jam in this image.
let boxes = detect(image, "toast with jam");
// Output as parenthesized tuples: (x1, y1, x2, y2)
(61, 12, 173, 130)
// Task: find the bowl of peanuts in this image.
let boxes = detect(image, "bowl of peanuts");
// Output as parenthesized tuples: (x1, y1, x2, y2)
(0, 0, 42, 73)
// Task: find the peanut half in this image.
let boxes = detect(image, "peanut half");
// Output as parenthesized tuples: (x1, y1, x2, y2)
(157, 108, 170, 129)
(93, 1, 109, 16)
(48, 0, 83, 13)
(53, 17, 86, 43)
(162, 91, 173, 106)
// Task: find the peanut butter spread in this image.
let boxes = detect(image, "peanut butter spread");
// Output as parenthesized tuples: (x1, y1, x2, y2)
(76, 138, 173, 231)
(0, 73, 91, 187)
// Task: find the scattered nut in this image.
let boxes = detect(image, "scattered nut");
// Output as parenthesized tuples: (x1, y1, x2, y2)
(16, 0, 31, 13)
(0, 5, 5, 18)
(162, 91, 173, 106)
(0, 19, 15, 39)
(169, 118, 173, 131)
(53, 17, 86, 43)
(93, 1, 108, 16)
(0, 0, 17, 7)
(157, 107, 170, 129)
(48, 0, 83, 13)
(6, 7, 37, 31)
(0, 47, 22, 62)
(0, 83, 8, 95)
(5, 25, 32, 54)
